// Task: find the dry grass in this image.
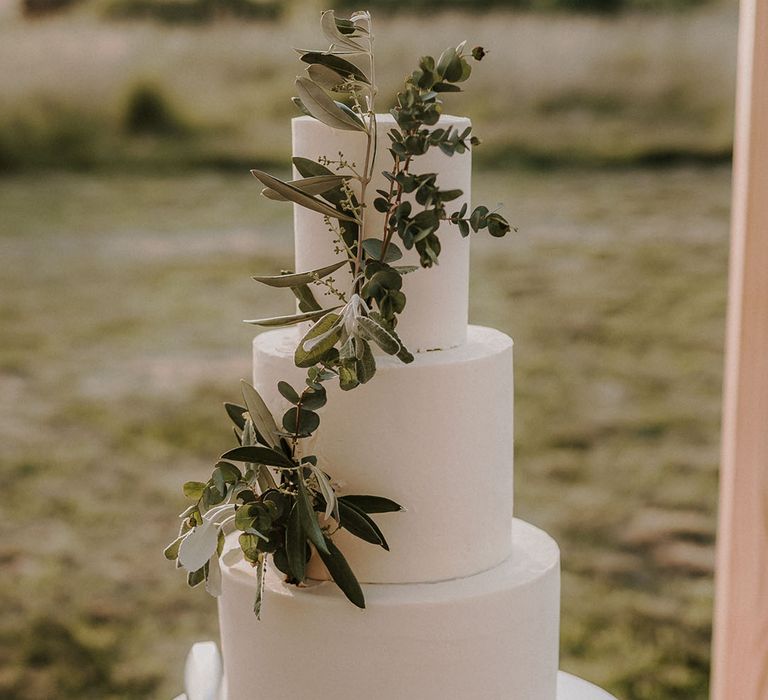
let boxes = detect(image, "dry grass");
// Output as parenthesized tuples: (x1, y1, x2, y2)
(0, 2, 737, 169)
(0, 164, 729, 698)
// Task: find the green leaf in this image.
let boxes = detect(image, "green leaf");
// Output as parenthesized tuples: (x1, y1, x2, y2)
(299, 51, 369, 84)
(222, 445, 295, 469)
(292, 283, 322, 313)
(282, 407, 320, 437)
(355, 338, 376, 384)
(309, 464, 336, 520)
(251, 169, 356, 222)
(187, 565, 206, 588)
(277, 381, 300, 404)
(183, 481, 206, 500)
(241, 380, 281, 448)
(244, 306, 341, 328)
(316, 536, 365, 609)
(295, 312, 343, 368)
(215, 461, 242, 483)
(356, 316, 400, 355)
(286, 503, 306, 582)
(361, 238, 403, 263)
(300, 385, 327, 411)
(320, 10, 365, 51)
(292, 157, 334, 178)
(338, 499, 388, 550)
(295, 77, 367, 132)
(261, 175, 348, 201)
(292, 96, 312, 117)
(224, 402, 247, 430)
(164, 535, 184, 560)
(339, 495, 404, 514)
(297, 476, 329, 555)
(251, 260, 347, 288)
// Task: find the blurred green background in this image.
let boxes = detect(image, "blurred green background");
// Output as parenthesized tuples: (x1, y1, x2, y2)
(0, 0, 733, 698)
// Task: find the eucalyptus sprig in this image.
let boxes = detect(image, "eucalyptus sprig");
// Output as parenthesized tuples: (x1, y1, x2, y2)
(166, 379, 403, 614)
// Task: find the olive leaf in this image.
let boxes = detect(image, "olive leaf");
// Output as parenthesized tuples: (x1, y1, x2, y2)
(251, 169, 356, 222)
(221, 445, 295, 469)
(244, 306, 341, 328)
(224, 402, 247, 430)
(293, 156, 334, 178)
(296, 476, 329, 555)
(251, 260, 346, 288)
(320, 10, 365, 52)
(240, 380, 281, 449)
(338, 499, 389, 550)
(295, 77, 367, 132)
(309, 463, 337, 520)
(339, 494, 404, 514)
(299, 52, 369, 84)
(261, 174, 348, 201)
(316, 536, 365, 609)
(286, 504, 306, 582)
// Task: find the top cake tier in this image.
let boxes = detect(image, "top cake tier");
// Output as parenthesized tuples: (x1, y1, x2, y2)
(292, 113, 472, 352)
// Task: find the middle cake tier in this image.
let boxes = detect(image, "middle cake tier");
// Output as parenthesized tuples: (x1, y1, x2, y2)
(252, 324, 514, 583)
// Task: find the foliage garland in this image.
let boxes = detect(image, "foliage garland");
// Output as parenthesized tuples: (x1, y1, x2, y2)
(167, 9, 514, 614)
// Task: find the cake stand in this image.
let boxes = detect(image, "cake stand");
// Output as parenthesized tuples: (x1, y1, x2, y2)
(173, 642, 618, 700)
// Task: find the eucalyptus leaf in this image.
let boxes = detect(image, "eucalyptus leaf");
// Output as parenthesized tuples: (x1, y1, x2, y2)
(221, 445, 295, 469)
(316, 536, 365, 609)
(244, 306, 341, 328)
(164, 535, 185, 560)
(300, 385, 327, 410)
(183, 481, 206, 500)
(261, 175, 348, 201)
(361, 238, 403, 263)
(277, 381, 300, 405)
(251, 260, 346, 288)
(282, 407, 320, 437)
(295, 77, 367, 132)
(251, 169, 356, 222)
(339, 495, 404, 514)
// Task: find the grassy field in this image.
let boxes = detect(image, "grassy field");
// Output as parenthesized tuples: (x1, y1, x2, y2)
(0, 162, 728, 699)
(0, 2, 737, 170)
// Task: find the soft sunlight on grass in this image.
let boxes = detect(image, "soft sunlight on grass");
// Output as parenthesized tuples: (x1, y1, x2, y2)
(0, 166, 728, 698)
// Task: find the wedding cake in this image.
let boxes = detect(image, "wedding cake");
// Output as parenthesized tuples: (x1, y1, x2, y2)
(167, 13, 567, 700)
(215, 113, 561, 699)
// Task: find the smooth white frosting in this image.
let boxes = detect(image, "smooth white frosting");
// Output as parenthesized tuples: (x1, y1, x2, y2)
(252, 325, 514, 583)
(218, 519, 560, 700)
(291, 114, 471, 352)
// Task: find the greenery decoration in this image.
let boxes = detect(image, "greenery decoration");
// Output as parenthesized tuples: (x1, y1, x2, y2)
(167, 8, 514, 614)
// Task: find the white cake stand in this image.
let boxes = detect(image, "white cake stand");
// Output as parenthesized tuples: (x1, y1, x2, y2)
(173, 642, 618, 700)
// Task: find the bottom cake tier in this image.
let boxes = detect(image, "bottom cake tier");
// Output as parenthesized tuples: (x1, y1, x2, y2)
(218, 519, 561, 700)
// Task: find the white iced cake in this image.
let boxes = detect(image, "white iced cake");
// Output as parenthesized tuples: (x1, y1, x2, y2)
(216, 115, 562, 699)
